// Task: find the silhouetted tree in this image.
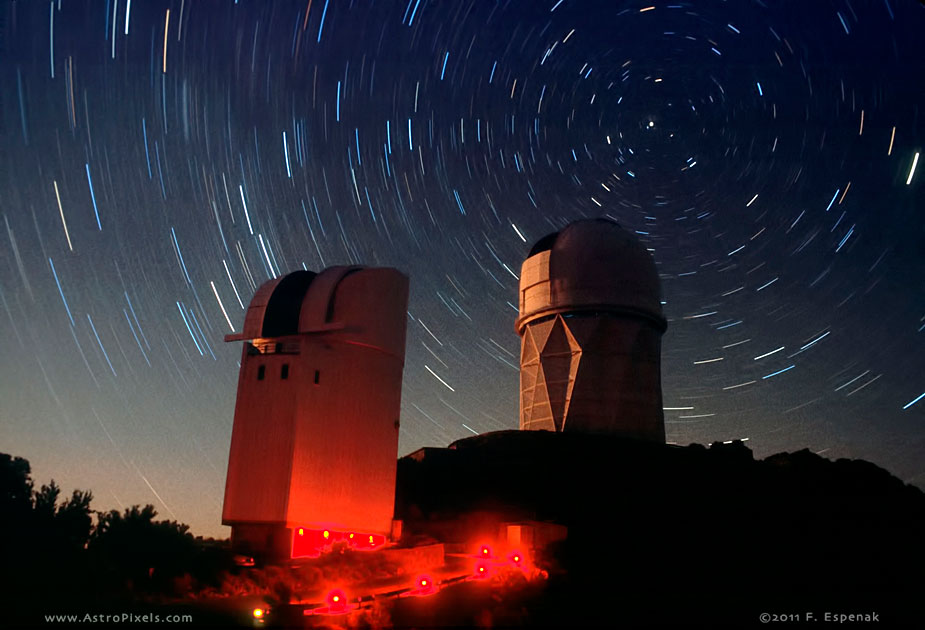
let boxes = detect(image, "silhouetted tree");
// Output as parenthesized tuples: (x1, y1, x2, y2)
(32, 480, 60, 517)
(56, 488, 94, 550)
(1, 452, 96, 614)
(0, 453, 36, 594)
(0, 452, 34, 525)
(89, 504, 198, 596)
(2, 452, 233, 628)
(32, 480, 94, 556)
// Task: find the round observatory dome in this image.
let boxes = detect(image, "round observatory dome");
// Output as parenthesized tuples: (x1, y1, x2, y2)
(516, 218, 665, 333)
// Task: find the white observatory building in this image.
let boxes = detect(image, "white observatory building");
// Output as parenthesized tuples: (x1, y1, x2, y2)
(516, 218, 667, 442)
(222, 266, 409, 560)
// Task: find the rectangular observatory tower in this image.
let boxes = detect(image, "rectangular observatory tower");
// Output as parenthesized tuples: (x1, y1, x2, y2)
(222, 266, 409, 560)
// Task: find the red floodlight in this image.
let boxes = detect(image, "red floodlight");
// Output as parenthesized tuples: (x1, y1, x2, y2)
(400, 574, 437, 598)
(479, 544, 492, 559)
(509, 551, 523, 567)
(327, 589, 348, 614)
(473, 560, 491, 579)
(304, 588, 356, 616)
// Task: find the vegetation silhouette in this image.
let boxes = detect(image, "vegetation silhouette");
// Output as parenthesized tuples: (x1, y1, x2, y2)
(0, 453, 231, 627)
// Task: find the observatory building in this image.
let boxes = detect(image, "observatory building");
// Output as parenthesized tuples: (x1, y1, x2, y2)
(222, 266, 409, 560)
(516, 218, 667, 442)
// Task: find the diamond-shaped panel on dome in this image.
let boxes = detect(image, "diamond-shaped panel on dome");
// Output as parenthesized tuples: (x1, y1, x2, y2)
(521, 326, 540, 365)
(559, 318, 585, 430)
(529, 319, 557, 354)
(557, 316, 598, 347)
(541, 316, 575, 431)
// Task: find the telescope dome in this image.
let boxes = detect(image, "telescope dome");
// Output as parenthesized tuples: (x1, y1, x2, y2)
(516, 218, 665, 333)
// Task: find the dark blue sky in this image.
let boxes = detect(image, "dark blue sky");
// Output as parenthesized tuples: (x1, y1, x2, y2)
(0, 0, 922, 537)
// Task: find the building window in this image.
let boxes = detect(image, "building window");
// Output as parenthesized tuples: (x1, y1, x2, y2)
(281, 364, 289, 380)
(314, 370, 320, 385)
(257, 365, 265, 380)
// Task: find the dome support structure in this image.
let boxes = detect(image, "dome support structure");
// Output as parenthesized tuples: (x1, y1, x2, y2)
(516, 218, 667, 442)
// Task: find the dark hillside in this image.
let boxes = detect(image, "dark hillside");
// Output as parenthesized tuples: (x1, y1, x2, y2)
(395, 431, 925, 626)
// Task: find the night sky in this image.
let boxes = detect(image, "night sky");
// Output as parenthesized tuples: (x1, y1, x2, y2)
(1, 0, 922, 538)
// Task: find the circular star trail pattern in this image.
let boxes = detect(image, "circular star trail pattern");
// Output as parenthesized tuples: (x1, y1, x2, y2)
(0, 1, 922, 537)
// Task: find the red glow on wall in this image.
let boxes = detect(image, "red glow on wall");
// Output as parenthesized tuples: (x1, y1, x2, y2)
(291, 528, 325, 557)
(291, 527, 386, 558)
(370, 533, 385, 548)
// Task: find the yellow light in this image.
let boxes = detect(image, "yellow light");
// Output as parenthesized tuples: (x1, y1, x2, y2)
(252, 608, 264, 618)
(323, 530, 330, 539)
(332, 595, 340, 602)
(298, 528, 304, 536)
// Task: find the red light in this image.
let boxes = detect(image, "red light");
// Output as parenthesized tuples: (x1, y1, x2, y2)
(252, 608, 264, 618)
(479, 544, 492, 558)
(415, 574, 435, 595)
(510, 551, 523, 566)
(326, 589, 348, 613)
(400, 575, 437, 599)
(474, 561, 490, 579)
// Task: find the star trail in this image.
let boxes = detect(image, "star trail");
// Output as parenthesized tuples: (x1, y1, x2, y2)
(0, 1, 922, 537)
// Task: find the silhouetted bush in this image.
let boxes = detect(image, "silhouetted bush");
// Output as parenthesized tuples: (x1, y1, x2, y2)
(88, 504, 199, 597)
(0, 451, 231, 626)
